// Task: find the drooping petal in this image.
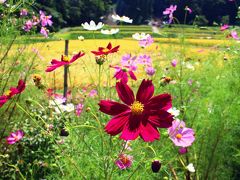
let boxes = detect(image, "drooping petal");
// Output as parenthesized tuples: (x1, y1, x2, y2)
(148, 110, 173, 128)
(105, 111, 130, 136)
(136, 79, 154, 103)
(0, 95, 8, 107)
(146, 94, 172, 112)
(16, 79, 26, 94)
(91, 51, 103, 56)
(69, 52, 85, 63)
(99, 100, 130, 116)
(45, 59, 67, 72)
(116, 81, 134, 105)
(128, 71, 137, 81)
(140, 123, 160, 142)
(109, 45, 120, 53)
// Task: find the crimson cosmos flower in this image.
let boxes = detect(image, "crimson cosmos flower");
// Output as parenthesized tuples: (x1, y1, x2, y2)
(45, 52, 85, 72)
(91, 42, 120, 56)
(0, 79, 26, 108)
(99, 79, 173, 142)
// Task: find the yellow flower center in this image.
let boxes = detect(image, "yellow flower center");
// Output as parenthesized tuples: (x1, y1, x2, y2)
(4, 90, 11, 96)
(102, 48, 109, 53)
(62, 55, 70, 62)
(33, 74, 41, 81)
(130, 101, 144, 115)
(176, 133, 182, 139)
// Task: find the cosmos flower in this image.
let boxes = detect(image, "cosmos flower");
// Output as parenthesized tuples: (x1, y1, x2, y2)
(115, 154, 133, 169)
(23, 20, 33, 32)
(139, 35, 154, 48)
(101, 28, 119, 35)
(168, 119, 195, 147)
(76, 103, 84, 116)
(171, 59, 178, 67)
(145, 66, 156, 76)
(163, 5, 177, 24)
(6, 130, 24, 145)
(99, 79, 173, 142)
(20, 9, 28, 16)
(121, 54, 138, 71)
(167, 107, 180, 118)
(55, 103, 75, 114)
(132, 32, 150, 41)
(78, 36, 84, 41)
(186, 163, 195, 173)
(112, 14, 133, 23)
(45, 52, 85, 72)
(81, 20, 104, 31)
(91, 42, 120, 56)
(40, 10, 53, 27)
(138, 54, 152, 65)
(220, 24, 229, 31)
(0, 0, 6, 4)
(111, 65, 137, 83)
(40, 27, 49, 38)
(89, 89, 98, 97)
(0, 79, 26, 108)
(185, 6, 192, 14)
(227, 30, 239, 40)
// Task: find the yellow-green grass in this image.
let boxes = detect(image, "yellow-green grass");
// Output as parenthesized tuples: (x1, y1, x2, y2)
(19, 37, 229, 89)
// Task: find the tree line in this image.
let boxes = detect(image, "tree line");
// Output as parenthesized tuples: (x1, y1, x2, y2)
(35, 0, 240, 29)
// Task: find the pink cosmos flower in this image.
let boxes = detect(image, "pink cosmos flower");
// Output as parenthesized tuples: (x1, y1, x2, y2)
(46, 52, 85, 72)
(40, 10, 53, 27)
(168, 120, 195, 147)
(99, 79, 173, 142)
(32, 15, 40, 25)
(139, 35, 154, 48)
(6, 130, 24, 144)
(220, 24, 229, 31)
(20, 9, 28, 16)
(115, 154, 133, 170)
(40, 27, 49, 38)
(227, 30, 239, 40)
(121, 54, 138, 71)
(89, 89, 98, 97)
(145, 66, 156, 76)
(76, 103, 84, 116)
(171, 59, 178, 67)
(0, 79, 26, 108)
(111, 65, 137, 83)
(163, 5, 177, 24)
(185, 6, 192, 14)
(138, 54, 152, 65)
(23, 20, 33, 32)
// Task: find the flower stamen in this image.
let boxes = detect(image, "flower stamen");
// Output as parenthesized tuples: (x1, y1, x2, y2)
(176, 133, 182, 139)
(131, 101, 144, 115)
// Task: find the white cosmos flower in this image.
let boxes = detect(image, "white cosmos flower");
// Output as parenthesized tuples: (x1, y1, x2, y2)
(49, 97, 66, 107)
(132, 32, 150, 40)
(112, 14, 133, 23)
(81, 20, 104, 31)
(101, 28, 119, 35)
(55, 103, 75, 114)
(78, 35, 84, 40)
(167, 107, 180, 118)
(186, 163, 195, 173)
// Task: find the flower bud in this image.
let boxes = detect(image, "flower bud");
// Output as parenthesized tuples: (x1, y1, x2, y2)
(151, 160, 161, 173)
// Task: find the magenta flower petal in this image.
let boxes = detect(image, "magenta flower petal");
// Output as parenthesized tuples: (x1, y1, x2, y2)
(116, 81, 135, 105)
(99, 100, 130, 116)
(105, 111, 130, 136)
(146, 94, 172, 112)
(148, 110, 173, 128)
(140, 123, 159, 142)
(6, 130, 24, 145)
(120, 116, 141, 140)
(136, 79, 154, 103)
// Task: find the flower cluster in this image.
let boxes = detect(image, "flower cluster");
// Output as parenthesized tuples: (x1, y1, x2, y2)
(21, 9, 53, 38)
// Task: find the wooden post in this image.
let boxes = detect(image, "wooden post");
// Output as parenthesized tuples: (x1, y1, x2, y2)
(63, 40, 69, 102)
